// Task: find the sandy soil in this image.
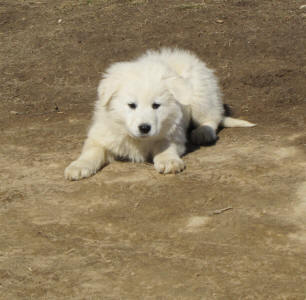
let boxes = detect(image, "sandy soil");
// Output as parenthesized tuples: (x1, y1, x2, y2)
(0, 0, 305, 299)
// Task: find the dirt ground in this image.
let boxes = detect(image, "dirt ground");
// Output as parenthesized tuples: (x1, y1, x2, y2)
(0, 0, 305, 299)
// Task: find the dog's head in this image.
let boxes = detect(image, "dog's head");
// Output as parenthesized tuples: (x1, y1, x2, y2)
(97, 61, 190, 140)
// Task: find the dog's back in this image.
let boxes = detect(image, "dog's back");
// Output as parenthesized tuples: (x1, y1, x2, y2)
(138, 48, 203, 80)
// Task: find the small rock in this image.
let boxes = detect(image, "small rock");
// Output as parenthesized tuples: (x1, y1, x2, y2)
(216, 19, 224, 24)
(58, 19, 62, 24)
(299, 4, 306, 9)
(10, 110, 19, 115)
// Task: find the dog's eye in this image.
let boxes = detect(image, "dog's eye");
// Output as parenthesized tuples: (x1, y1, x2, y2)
(152, 103, 161, 109)
(128, 103, 137, 109)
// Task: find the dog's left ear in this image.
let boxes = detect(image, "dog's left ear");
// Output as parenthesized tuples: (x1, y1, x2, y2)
(97, 76, 120, 106)
(166, 76, 192, 105)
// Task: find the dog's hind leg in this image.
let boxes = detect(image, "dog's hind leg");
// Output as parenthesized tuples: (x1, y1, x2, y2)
(187, 79, 223, 146)
(153, 142, 186, 174)
(64, 138, 110, 180)
(189, 100, 223, 145)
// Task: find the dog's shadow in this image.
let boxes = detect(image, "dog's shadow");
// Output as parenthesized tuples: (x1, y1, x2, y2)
(184, 104, 231, 156)
(184, 127, 224, 156)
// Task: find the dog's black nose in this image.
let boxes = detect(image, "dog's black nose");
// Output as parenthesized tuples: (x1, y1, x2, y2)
(138, 123, 151, 134)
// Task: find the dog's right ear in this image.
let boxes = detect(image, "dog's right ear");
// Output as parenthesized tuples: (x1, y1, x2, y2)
(98, 62, 131, 106)
(97, 75, 120, 106)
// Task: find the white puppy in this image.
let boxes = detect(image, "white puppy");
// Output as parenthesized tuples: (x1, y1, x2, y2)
(65, 48, 255, 180)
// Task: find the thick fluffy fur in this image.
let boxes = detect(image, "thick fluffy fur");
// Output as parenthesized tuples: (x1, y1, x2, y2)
(65, 48, 255, 180)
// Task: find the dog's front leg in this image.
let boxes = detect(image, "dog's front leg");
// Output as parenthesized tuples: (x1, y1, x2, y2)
(65, 138, 110, 180)
(153, 142, 185, 174)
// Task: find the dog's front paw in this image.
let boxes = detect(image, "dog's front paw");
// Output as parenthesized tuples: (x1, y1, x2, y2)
(190, 126, 218, 146)
(154, 157, 185, 174)
(64, 160, 96, 181)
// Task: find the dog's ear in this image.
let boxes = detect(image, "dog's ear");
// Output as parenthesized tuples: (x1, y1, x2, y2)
(97, 62, 131, 106)
(166, 76, 192, 105)
(97, 75, 120, 106)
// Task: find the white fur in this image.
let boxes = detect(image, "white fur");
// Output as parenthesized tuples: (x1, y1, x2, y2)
(65, 48, 255, 180)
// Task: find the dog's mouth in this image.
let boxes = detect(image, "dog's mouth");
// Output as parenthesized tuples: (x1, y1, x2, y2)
(131, 133, 151, 139)
(127, 131, 145, 139)
(127, 130, 156, 140)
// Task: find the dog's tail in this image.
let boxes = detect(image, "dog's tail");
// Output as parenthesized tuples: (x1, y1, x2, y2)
(221, 116, 256, 128)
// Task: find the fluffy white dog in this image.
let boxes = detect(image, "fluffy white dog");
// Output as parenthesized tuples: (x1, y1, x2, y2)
(65, 48, 255, 180)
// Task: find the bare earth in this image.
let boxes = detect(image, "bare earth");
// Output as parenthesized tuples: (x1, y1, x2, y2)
(0, 0, 305, 299)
